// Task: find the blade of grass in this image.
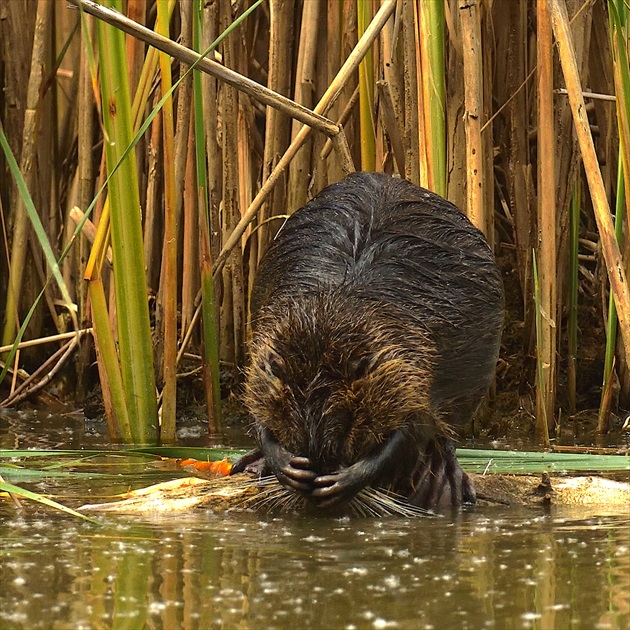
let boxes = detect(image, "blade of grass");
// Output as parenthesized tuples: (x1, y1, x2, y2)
(457, 448, 630, 474)
(598, 156, 626, 432)
(193, 0, 221, 432)
(0, 481, 101, 524)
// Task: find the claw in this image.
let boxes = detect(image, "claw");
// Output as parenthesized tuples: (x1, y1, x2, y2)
(407, 438, 476, 509)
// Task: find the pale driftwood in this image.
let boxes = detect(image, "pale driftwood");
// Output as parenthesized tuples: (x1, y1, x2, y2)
(78, 473, 630, 515)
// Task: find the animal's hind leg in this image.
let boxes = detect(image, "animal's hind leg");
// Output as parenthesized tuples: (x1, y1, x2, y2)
(407, 438, 476, 509)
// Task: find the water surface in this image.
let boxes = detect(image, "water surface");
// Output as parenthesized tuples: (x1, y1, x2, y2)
(1, 410, 628, 629)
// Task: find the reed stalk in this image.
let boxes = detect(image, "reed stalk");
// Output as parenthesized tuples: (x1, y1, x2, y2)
(219, 0, 244, 366)
(257, 0, 293, 257)
(156, 0, 178, 443)
(88, 278, 131, 443)
(2, 0, 52, 354)
(567, 181, 580, 414)
(401, 0, 420, 184)
(75, 12, 96, 400)
(419, 0, 445, 196)
(608, 0, 630, 217)
(536, 0, 557, 435)
(194, 0, 221, 432)
(380, 13, 405, 175)
(357, 0, 376, 172)
(289, 0, 321, 209)
(550, 0, 630, 362)
(532, 250, 551, 447)
(459, 0, 485, 235)
(598, 157, 625, 432)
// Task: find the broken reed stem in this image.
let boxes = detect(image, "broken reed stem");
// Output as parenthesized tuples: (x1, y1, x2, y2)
(536, 0, 557, 436)
(0, 329, 92, 354)
(550, 0, 630, 362)
(67, 0, 339, 137)
(321, 85, 360, 160)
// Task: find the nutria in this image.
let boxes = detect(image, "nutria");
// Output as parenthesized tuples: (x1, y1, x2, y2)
(231, 172, 504, 514)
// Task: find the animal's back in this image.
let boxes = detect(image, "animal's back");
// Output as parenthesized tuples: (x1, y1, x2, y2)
(251, 172, 504, 425)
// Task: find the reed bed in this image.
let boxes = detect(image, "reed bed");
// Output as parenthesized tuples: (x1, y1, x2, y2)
(0, 0, 628, 446)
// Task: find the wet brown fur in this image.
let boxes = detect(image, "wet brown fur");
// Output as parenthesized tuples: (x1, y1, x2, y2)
(245, 292, 449, 478)
(239, 172, 504, 510)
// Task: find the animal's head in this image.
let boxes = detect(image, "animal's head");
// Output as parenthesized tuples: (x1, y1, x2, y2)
(245, 294, 437, 474)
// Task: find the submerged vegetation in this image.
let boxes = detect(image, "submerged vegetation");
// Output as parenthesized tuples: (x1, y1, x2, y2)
(0, 0, 629, 447)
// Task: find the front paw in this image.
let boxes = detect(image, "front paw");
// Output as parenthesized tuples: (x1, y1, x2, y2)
(259, 427, 318, 492)
(408, 439, 476, 509)
(310, 463, 366, 508)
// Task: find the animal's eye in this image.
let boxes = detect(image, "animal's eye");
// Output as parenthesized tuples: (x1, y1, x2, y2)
(265, 350, 284, 378)
(349, 354, 376, 379)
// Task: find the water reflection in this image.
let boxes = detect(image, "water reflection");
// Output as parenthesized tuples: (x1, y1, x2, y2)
(1, 506, 628, 629)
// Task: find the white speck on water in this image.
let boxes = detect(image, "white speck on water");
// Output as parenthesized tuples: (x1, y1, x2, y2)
(383, 575, 399, 589)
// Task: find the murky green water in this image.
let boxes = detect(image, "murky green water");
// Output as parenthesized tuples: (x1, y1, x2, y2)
(1, 410, 629, 629)
(1, 504, 628, 629)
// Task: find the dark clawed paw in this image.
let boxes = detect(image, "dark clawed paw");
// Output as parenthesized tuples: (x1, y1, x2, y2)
(230, 449, 265, 475)
(276, 461, 318, 493)
(310, 469, 359, 508)
(409, 440, 476, 509)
